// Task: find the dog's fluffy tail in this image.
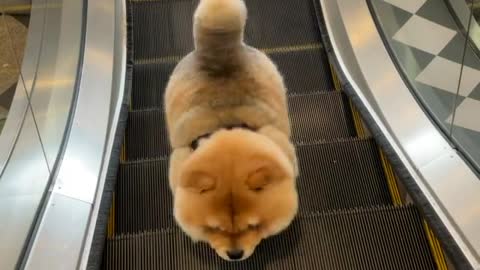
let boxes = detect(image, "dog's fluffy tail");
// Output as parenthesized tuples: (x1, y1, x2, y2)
(194, 0, 247, 71)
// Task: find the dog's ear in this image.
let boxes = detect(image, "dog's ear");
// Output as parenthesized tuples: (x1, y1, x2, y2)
(245, 155, 292, 192)
(180, 170, 216, 193)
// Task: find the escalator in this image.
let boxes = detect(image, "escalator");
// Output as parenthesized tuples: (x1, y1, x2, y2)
(101, 0, 444, 268)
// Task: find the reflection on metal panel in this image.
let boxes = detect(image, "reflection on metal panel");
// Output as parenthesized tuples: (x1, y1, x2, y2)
(79, 0, 128, 266)
(23, 194, 90, 270)
(51, 0, 114, 204)
(24, 0, 120, 268)
(0, 0, 86, 268)
(0, 107, 49, 270)
(29, 0, 83, 168)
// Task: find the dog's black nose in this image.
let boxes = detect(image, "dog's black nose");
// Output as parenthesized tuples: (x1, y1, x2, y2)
(227, 249, 244, 260)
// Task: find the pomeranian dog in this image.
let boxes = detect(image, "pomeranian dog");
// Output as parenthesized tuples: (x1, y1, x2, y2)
(165, 0, 298, 261)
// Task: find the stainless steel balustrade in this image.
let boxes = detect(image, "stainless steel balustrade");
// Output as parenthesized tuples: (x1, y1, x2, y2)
(0, 0, 126, 269)
(320, 0, 480, 268)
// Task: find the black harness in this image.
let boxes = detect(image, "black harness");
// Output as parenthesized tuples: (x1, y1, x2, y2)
(189, 123, 256, 150)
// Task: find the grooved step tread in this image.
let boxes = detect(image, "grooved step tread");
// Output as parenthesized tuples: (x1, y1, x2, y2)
(289, 92, 356, 143)
(131, 49, 334, 110)
(131, 0, 321, 60)
(115, 138, 391, 234)
(125, 109, 170, 160)
(125, 91, 355, 160)
(103, 206, 436, 270)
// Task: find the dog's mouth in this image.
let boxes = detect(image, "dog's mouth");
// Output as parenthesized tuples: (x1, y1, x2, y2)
(214, 247, 256, 261)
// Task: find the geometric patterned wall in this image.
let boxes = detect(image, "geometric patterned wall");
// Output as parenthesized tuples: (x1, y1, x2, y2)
(371, 0, 480, 167)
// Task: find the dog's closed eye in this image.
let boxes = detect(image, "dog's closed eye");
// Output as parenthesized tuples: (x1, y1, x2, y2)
(246, 167, 274, 191)
(248, 223, 260, 230)
(181, 170, 216, 193)
(245, 154, 291, 192)
(251, 185, 264, 192)
(204, 226, 224, 233)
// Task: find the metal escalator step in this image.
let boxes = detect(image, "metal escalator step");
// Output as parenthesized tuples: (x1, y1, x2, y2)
(125, 92, 355, 160)
(103, 205, 436, 270)
(269, 48, 334, 95)
(115, 159, 174, 234)
(115, 138, 390, 234)
(296, 138, 392, 212)
(131, 61, 176, 111)
(289, 92, 356, 143)
(125, 109, 170, 160)
(131, 49, 335, 110)
(131, 0, 321, 60)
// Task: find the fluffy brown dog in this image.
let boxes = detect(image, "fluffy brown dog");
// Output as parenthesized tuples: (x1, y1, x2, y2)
(165, 0, 298, 261)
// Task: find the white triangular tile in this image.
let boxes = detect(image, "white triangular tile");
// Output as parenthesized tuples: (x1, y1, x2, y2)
(383, 0, 427, 13)
(446, 98, 480, 132)
(416, 57, 480, 96)
(393, 15, 456, 55)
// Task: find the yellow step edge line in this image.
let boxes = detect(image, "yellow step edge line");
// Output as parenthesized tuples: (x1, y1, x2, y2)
(1, 4, 30, 12)
(112, 193, 116, 238)
(329, 63, 368, 139)
(107, 193, 115, 239)
(329, 63, 342, 91)
(349, 100, 367, 139)
(380, 130, 448, 269)
(379, 138, 448, 268)
(262, 43, 322, 54)
(107, 137, 126, 238)
(129, 94, 133, 111)
(379, 134, 448, 268)
(136, 43, 323, 65)
(330, 64, 449, 269)
(423, 221, 449, 270)
(137, 55, 183, 65)
(121, 136, 126, 162)
(330, 62, 402, 205)
(379, 150, 402, 205)
(1, 3, 62, 12)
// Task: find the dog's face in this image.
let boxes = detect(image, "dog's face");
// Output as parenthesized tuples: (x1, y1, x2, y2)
(173, 129, 298, 261)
